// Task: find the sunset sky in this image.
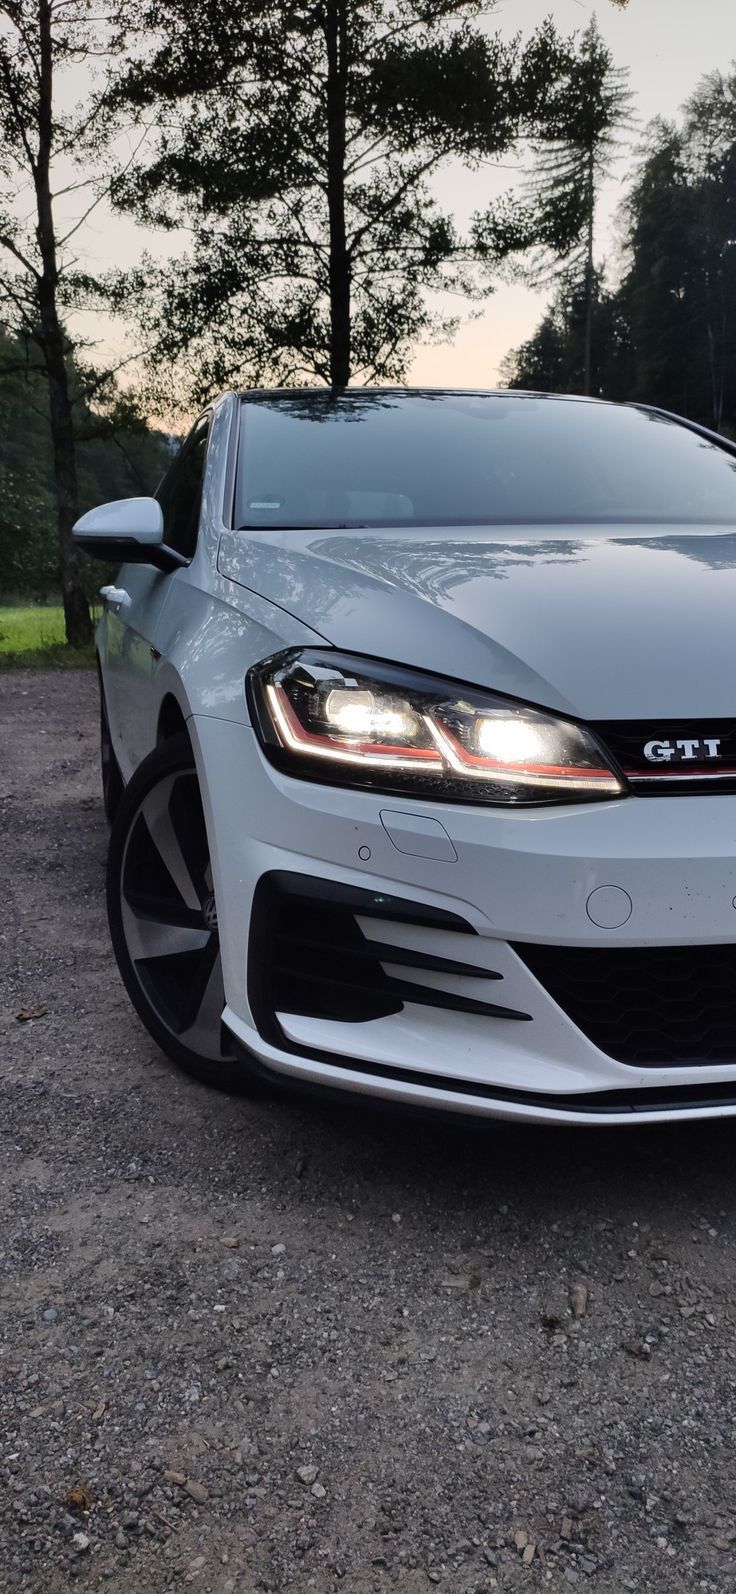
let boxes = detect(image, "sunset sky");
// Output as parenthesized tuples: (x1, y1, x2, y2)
(58, 0, 735, 402)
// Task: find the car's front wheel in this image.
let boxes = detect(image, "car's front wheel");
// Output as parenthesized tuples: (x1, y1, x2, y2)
(106, 732, 251, 1091)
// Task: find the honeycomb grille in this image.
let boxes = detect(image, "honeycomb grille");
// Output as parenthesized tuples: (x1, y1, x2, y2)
(513, 941, 736, 1065)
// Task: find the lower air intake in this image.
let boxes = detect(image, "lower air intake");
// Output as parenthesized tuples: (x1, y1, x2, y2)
(248, 872, 531, 1047)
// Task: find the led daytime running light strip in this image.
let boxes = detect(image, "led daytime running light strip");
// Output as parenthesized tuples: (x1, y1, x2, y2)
(423, 716, 622, 792)
(267, 683, 622, 794)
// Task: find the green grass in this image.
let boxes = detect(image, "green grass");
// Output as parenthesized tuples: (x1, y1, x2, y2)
(0, 605, 97, 669)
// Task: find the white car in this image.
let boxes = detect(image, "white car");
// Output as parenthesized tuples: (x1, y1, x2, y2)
(74, 388, 736, 1126)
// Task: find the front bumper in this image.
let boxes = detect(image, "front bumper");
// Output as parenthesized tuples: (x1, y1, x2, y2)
(191, 713, 736, 1126)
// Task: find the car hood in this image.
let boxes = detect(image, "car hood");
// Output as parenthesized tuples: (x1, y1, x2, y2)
(218, 524, 736, 719)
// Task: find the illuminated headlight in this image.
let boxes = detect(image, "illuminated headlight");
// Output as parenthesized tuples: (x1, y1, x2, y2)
(247, 650, 625, 807)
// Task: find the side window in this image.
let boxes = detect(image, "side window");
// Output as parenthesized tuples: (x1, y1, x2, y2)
(156, 413, 211, 560)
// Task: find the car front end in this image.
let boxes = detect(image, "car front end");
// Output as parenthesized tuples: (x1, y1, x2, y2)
(192, 649, 736, 1126)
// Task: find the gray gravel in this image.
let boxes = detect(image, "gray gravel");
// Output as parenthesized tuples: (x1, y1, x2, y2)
(2, 668, 736, 1594)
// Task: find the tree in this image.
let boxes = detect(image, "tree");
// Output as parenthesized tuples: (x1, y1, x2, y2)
(616, 122, 698, 417)
(111, 1, 578, 404)
(501, 268, 632, 400)
(500, 308, 566, 393)
(501, 63, 736, 436)
(0, 1, 129, 644)
(0, 330, 173, 598)
(523, 19, 632, 396)
(680, 70, 736, 431)
(616, 73, 736, 432)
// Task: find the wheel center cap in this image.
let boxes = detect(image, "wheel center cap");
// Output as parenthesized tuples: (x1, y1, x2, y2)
(202, 893, 218, 932)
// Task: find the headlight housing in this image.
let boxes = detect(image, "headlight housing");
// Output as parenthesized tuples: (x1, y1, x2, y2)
(247, 650, 625, 807)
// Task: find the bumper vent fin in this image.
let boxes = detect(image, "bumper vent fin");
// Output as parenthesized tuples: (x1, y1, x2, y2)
(249, 872, 531, 1043)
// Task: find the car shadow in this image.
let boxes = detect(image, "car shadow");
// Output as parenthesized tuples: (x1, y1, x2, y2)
(221, 1077, 736, 1228)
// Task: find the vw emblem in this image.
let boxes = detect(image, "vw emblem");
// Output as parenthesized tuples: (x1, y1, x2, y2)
(202, 893, 219, 932)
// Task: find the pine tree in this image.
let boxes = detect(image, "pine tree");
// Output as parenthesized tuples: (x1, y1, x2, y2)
(525, 20, 632, 396)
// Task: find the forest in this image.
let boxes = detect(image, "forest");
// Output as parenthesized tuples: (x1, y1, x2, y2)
(0, 332, 171, 600)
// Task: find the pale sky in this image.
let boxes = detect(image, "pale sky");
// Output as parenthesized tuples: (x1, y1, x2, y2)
(56, 0, 735, 400)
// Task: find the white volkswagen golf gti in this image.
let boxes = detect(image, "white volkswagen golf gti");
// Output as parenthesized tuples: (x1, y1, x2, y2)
(74, 388, 736, 1125)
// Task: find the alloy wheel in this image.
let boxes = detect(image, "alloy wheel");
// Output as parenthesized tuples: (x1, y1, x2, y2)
(112, 755, 236, 1069)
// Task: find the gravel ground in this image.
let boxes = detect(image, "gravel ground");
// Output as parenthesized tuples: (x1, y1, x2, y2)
(2, 669, 736, 1594)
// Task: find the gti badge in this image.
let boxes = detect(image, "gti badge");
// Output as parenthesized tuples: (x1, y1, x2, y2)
(644, 737, 722, 763)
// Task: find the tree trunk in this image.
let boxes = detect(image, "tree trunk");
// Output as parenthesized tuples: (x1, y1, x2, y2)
(324, 0, 351, 387)
(705, 308, 718, 432)
(583, 147, 595, 398)
(35, 0, 92, 647)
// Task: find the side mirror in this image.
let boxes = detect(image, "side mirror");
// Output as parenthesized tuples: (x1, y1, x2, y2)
(72, 497, 186, 572)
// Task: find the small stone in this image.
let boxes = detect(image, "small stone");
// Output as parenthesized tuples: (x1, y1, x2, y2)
(184, 1479, 208, 1504)
(66, 1486, 92, 1514)
(569, 1281, 588, 1319)
(296, 1465, 319, 1487)
(43, 1308, 57, 1323)
(623, 1337, 651, 1360)
(164, 1471, 186, 1487)
(311, 1482, 327, 1499)
(271, 1243, 286, 1256)
(71, 1532, 90, 1553)
(115, 1530, 129, 1550)
(513, 1531, 528, 1551)
(220, 1236, 239, 1249)
(522, 1543, 536, 1565)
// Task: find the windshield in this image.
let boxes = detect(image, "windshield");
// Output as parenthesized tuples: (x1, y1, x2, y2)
(235, 392, 736, 530)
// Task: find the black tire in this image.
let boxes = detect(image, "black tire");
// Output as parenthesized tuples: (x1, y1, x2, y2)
(100, 676, 124, 825)
(106, 731, 256, 1092)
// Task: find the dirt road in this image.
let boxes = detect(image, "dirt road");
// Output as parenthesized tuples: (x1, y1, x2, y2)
(1, 669, 736, 1594)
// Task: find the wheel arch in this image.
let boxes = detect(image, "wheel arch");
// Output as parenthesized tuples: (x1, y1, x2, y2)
(156, 691, 191, 748)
